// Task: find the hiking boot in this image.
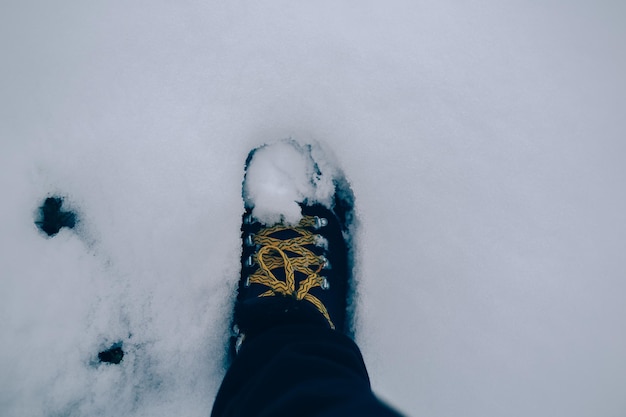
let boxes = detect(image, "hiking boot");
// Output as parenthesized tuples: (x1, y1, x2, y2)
(231, 140, 355, 354)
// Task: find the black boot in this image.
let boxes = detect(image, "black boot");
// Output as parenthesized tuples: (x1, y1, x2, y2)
(231, 140, 356, 354)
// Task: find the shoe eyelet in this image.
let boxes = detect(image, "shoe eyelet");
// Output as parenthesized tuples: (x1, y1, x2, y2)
(314, 216, 328, 229)
(314, 235, 329, 249)
(244, 276, 251, 287)
(319, 255, 331, 270)
(243, 214, 254, 224)
(245, 255, 255, 267)
(320, 277, 330, 290)
(245, 234, 255, 247)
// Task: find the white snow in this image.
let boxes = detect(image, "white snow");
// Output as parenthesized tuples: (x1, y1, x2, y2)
(1, 1, 626, 417)
(243, 140, 337, 225)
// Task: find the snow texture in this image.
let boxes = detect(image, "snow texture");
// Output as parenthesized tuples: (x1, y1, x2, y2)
(2, 1, 626, 417)
(243, 140, 337, 226)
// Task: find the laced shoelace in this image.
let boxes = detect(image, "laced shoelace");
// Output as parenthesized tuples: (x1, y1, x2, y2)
(246, 215, 335, 329)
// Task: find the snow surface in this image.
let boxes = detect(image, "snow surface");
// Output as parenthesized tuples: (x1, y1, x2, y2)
(1, 1, 626, 417)
(243, 140, 337, 225)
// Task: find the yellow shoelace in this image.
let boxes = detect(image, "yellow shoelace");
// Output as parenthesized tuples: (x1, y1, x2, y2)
(247, 216, 335, 329)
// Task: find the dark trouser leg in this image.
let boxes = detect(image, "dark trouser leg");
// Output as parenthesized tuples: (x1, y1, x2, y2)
(211, 324, 403, 417)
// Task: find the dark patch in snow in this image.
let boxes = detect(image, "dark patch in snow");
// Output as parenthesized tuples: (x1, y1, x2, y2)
(98, 342, 124, 364)
(35, 196, 77, 237)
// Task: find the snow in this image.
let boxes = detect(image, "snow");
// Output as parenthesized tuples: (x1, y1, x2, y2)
(243, 140, 336, 225)
(1, 1, 626, 417)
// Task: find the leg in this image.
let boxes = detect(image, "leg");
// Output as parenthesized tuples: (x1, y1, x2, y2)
(211, 323, 402, 417)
